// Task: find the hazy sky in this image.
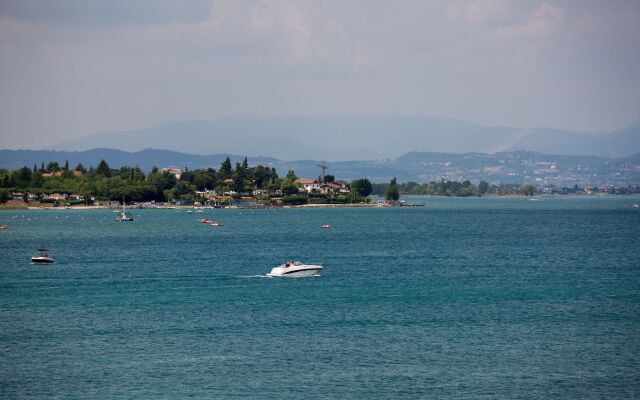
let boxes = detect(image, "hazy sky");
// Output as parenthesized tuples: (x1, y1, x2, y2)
(1, 0, 639, 149)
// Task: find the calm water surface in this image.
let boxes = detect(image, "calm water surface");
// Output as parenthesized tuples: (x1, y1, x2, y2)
(1, 196, 639, 399)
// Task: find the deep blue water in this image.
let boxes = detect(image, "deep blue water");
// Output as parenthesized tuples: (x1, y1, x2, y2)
(1, 196, 639, 399)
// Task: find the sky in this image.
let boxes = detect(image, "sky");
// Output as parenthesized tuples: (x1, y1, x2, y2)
(0, 0, 639, 149)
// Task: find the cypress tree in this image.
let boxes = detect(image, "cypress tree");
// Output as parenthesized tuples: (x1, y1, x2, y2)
(96, 160, 111, 177)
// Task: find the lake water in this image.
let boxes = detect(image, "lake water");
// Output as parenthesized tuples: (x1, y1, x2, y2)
(1, 196, 639, 399)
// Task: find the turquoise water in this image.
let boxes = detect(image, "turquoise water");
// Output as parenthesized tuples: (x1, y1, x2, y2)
(1, 196, 639, 399)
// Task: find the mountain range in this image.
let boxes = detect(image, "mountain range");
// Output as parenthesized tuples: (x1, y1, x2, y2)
(50, 115, 640, 161)
(2, 148, 638, 187)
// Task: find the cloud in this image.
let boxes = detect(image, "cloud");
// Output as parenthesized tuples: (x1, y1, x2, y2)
(0, 0, 639, 149)
(447, 0, 512, 24)
(250, 1, 313, 60)
(0, 0, 212, 26)
(495, 2, 565, 39)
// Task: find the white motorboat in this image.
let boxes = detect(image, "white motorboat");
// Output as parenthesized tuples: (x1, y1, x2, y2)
(267, 261, 323, 278)
(32, 248, 54, 264)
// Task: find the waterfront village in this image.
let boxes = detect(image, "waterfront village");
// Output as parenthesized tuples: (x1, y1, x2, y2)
(1, 157, 638, 210)
(0, 158, 389, 209)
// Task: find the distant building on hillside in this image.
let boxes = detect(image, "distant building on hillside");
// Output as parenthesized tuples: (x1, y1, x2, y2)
(320, 181, 350, 195)
(161, 167, 183, 179)
(296, 178, 321, 194)
(39, 170, 82, 177)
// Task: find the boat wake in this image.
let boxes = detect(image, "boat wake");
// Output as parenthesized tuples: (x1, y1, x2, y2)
(238, 273, 322, 279)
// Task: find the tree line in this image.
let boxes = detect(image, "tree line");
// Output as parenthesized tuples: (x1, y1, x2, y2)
(0, 157, 282, 203)
(11, 157, 615, 205)
(0, 158, 379, 205)
(372, 179, 538, 197)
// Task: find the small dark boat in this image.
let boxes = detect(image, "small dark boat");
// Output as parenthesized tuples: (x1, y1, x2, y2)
(32, 248, 54, 264)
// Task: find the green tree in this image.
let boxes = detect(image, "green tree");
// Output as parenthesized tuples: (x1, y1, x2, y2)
(478, 180, 489, 196)
(46, 161, 60, 172)
(96, 160, 112, 177)
(385, 177, 400, 201)
(269, 167, 278, 181)
(280, 170, 299, 195)
(0, 189, 9, 204)
(252, 165, 268, 189)
(18, 166, 32, 182)
(232, 164, 246, 192)
(284, 170, 298, 183)
(523, 184, 536, 196)
(218, 157, 233, 180)
(193, 170, 216, 191)
(351, 178, 372, 197)
(322, 174, 335, 183)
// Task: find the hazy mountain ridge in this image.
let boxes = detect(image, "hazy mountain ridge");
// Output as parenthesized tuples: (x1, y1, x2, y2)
(51, 115, 640, 160)
(2, 148, 639, 187)
(0, 148, 278, 172)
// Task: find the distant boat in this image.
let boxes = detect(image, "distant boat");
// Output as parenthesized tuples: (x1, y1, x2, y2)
(198, 218, 210, 223)
(32, 248, 54, 264)
(321, 224, 332, 228)
(267, 261, 323, 278)
(116, 200, 134, 222)
(208, 221, 224, 227)
(0, 224, 8, 230)
(633, 203, 639, 208)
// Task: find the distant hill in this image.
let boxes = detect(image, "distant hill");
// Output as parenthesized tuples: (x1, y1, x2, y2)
(507, 118, 640, 156)
(0, 148, 278, 172)
(50, 115, 640, 160)
(2, 148, 639, 187)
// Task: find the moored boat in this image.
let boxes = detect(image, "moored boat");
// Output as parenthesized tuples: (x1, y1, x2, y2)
(116, 199, 134, 221)
(31, 248, 54, 264)
(267, 261, 323, 277)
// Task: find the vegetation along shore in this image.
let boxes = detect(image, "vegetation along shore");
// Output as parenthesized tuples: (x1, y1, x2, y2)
(1, 158, 639, 209)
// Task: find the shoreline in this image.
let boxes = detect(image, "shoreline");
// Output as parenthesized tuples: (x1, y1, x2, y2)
(0, 202, 418, 211)
(0, 193, 637, 211)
